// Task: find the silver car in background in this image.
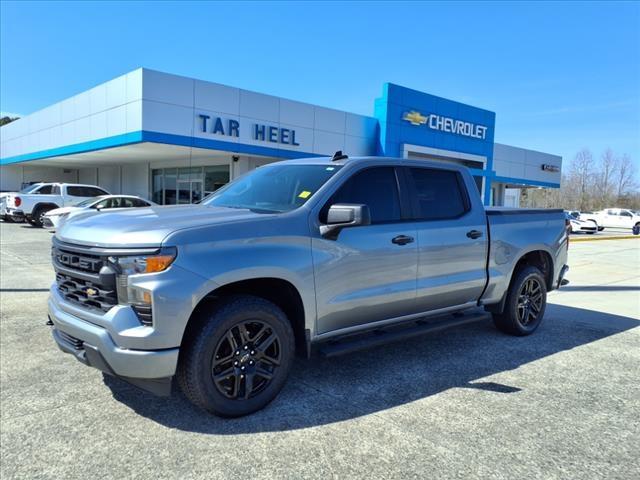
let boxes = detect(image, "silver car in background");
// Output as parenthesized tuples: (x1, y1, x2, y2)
(43, 195, 156, 228)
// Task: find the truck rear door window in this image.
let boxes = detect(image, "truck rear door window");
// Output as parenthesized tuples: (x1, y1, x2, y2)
(408, 168, 468, 220)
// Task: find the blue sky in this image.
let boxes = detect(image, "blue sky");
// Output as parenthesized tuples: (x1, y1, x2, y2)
(1, 1, 638, 166)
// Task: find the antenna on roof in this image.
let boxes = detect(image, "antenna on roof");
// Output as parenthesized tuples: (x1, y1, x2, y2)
(331, 151, 348, 162)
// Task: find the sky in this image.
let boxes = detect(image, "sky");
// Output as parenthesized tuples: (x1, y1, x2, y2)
(1, 1, 639, 167)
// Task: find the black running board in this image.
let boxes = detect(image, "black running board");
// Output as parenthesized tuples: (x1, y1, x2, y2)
(318, 311, 491, 358)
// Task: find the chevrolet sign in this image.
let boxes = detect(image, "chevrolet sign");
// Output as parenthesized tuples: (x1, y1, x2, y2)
(402, 110, 488, 140)
(541, 164, 560, 172)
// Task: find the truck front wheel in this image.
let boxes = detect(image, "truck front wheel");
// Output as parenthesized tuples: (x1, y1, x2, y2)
(493, 266, 547, 336)
(177, 295, 295, 417)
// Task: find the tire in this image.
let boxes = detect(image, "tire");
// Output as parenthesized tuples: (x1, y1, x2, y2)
(493, 265, 547, 336)
(177, 295, 295, 417)
(31, 205, 53, 228)
(598, 227, 605, 231)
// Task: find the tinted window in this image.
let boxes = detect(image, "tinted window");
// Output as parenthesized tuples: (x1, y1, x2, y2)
(408, 168, 468, 220)
(92, 199, 107, 209)
(327, 167, 401, 223)
(67, 186, 108, 197)
(131, 198, 150, 207)
(37, 185, 53, 194)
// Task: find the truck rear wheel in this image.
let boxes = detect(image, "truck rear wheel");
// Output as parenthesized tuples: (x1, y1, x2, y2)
(177, 295, 295, 417)
(31, 205, 53, 228)
(493, 266, 547, 336)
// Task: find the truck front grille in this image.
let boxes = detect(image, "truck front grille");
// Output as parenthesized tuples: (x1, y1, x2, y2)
(53, 247, 104, 274)
(56, 272, 117, 312)
(52, 239, 117, 313)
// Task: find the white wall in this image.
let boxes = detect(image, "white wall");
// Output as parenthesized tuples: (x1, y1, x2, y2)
(493, 143, 562, 185)
(141, 69, 378, 157)
(121, 163, 149, 199)
(0, 165, 23, 191)
(78, 167, 98, 185)
(97, 165, 120, 194)
(0, 69, 143, 161)
(0, 164, 78, 191)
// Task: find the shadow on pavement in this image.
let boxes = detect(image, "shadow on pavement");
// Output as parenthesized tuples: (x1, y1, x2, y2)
(559, 286, 640, 292)
(103, 303, 639, 434)
(0, 288, 50, 292)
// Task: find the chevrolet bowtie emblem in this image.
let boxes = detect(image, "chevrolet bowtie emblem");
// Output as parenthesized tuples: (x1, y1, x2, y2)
(403, 111, 428, 126)
(85, 287, 98, 297)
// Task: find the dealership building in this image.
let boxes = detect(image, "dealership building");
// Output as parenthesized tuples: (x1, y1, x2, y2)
(0, 68, 561, 206)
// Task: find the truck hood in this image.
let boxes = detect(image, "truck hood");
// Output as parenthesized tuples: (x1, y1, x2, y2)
(56, 204, 270, 247)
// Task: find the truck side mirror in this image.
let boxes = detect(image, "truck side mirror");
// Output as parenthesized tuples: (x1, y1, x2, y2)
(320, 204, 371, 239)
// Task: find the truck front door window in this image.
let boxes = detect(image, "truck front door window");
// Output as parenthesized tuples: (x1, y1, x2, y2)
(325, 167, 401, 223)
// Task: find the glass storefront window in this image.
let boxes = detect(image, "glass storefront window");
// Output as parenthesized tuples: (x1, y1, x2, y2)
(152, 169, 163, 204)
(164, 168, 178, 205)
(151, 165, 230, 205)
(204, 166, 230, 195)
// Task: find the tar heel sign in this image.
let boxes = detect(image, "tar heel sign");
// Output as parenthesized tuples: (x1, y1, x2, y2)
(197, 114, 300, 146)
(403, 110, 488, 140)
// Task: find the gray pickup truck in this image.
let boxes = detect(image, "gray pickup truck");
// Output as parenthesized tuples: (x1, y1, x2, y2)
(48, 154, 569, 417)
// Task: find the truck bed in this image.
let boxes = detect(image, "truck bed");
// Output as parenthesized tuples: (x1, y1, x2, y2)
(481, 207, 568, 306)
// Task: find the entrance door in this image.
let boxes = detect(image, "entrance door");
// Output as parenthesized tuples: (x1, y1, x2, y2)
(177, 180, 203, 204)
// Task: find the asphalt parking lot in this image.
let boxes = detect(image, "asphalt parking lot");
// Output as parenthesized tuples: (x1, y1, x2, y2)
(1, 222, 639, 479)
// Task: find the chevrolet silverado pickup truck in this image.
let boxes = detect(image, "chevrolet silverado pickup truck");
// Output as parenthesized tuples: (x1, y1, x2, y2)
(6, 183, 109, 227)
(48, 154, 569, 417)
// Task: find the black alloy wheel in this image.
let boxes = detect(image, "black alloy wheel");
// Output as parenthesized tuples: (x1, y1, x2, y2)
(492, 265, 547, 336)
(177, 295, 295, 417)
(516, 277, 544, 327)
(211, 320, 281, 400)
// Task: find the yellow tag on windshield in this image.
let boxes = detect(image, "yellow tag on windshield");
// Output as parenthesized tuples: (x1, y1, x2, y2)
(298, 191, 311, 199)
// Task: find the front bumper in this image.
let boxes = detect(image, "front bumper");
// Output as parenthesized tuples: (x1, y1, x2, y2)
(42, 216, 57, 228)
(48, 287, 179, 394)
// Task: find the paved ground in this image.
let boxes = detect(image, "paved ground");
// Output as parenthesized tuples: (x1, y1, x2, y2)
(1, 221, 638, 479)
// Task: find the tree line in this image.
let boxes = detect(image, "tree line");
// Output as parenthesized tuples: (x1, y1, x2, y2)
(520, 148, 639, 211)
(0, 116, 20, 127)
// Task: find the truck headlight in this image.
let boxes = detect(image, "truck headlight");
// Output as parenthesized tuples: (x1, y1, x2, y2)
(112, 247, 177, 275)
(110, 247, 177, 326)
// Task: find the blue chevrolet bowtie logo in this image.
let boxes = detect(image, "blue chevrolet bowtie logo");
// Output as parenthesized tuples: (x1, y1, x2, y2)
(403, 111, 429, 126)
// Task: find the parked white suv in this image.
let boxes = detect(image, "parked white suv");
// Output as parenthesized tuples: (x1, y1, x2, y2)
(5, 183, 110, 227)
(580, 208, 640, 231)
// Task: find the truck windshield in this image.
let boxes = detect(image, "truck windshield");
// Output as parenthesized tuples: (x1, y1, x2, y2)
(202, 164, 342, 213)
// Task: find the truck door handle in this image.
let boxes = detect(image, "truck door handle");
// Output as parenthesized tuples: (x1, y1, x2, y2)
(466, 230, 483, 239)
(392, 235, 414, 245)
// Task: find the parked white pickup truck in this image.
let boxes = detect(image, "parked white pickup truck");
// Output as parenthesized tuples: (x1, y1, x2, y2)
(1, 183, 45, 222)
(5, 183, 110, 227)
(580, 208, 640, 231)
